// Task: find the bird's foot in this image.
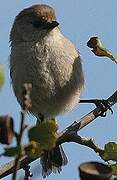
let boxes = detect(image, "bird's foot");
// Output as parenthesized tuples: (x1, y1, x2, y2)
(80, 99, 113, 117)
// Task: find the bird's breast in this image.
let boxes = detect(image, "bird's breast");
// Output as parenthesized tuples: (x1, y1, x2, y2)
(10, 36, 84, 118)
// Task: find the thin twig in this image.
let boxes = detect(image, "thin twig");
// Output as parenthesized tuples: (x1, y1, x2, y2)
(0, 90, 116, 179)
(23, 165, 33, 180)
(58, 133, 103, 154)
(12, 112, 25, 180)
(12, 83, 32, 180)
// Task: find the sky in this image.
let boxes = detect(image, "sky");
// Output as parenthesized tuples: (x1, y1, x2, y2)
(0, 0, 117, 180)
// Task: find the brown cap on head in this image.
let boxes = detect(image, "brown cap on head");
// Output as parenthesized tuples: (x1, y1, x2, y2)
(10, 4, 59, 43)
(16, 4, 56, 22)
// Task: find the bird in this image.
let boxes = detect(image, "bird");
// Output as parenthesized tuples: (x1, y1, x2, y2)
(10, 4, 84, 178)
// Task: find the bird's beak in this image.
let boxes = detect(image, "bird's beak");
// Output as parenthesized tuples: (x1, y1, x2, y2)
(44, 20, 59, 30)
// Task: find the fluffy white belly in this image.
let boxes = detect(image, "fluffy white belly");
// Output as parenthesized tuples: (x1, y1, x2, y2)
(10, 39, 84, 118)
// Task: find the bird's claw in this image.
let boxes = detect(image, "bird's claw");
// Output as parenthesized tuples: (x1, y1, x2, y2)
(94, 99, 113, 117)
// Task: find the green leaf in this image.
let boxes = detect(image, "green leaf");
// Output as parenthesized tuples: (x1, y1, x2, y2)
(0, 64, 4, 89)
(24, 141, 43, 159)
(28, 120, 58, 150)
(87, 37, 117, 64)
(111, 163, 117, 175)
(100, 142, 117, 162)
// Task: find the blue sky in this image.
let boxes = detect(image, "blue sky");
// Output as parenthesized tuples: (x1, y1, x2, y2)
(0, 0, 117, 180)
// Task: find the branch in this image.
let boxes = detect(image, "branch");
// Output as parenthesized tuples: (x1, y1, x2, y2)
(58, 90, 117, 142)
(0, 90, 116, 179)
(58, 133, 103, 154)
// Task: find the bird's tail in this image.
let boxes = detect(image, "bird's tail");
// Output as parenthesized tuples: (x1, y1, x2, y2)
(40, 145, 68, 178)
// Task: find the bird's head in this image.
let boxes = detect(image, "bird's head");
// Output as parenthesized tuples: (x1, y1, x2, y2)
(10, 4, 59, 42)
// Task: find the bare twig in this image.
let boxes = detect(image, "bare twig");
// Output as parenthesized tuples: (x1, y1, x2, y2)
(58, 134, 103, 154)
(12, 83, 32, 180)
(23, 165, 33, 180)
(0, 90, 116, 179)
(12, 112, 25, 180)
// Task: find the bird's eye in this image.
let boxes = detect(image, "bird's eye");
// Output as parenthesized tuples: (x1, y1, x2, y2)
(31, 20, 42, 28)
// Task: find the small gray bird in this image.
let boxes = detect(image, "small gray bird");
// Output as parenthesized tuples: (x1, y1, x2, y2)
(10, 4, 84, 177)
